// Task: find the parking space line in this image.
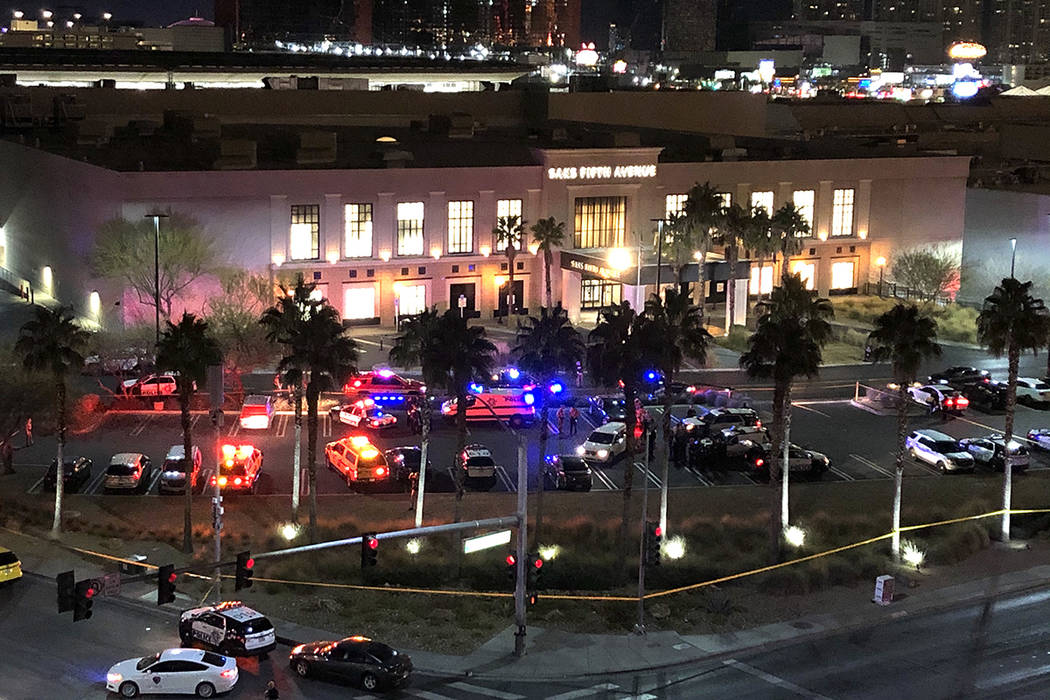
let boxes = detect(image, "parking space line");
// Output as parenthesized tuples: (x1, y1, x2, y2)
(130, 415, 152, 436)
(225, 419, 239, 438)
(495, 465, 515, 491)
(792, 403, 831, 418)
(723, 659, 832, 700)
(634, 462, 662, 487)
(190, 414, 200, 430)
(685, 465, 713, 486)
(83, 470, 107, 494)
(828, 466, 855, 481)
(447, 681, 524, 699)
(322, 415, 332, 438)
(545, 683, 621, 700)
(849, 453, 894, 478)
(146, 469, 163, 493)
(590, 466, 617, 490)
(275, 414, 288, 438)
(407, 690, 456, 700)
(199, 469, 213, 491)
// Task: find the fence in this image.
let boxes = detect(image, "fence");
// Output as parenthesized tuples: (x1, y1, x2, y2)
(862, 281, 954, 306)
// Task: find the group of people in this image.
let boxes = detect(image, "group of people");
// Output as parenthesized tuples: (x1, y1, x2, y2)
(554, 405, 581, 436)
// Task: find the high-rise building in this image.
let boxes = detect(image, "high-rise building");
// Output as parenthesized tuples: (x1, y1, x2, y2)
(663, 0, 717, 53)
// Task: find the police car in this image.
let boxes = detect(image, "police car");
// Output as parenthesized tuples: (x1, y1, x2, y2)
(343, 369, 426, 407)
(179, 602, 276, 657)
(455, 444, 498, 490)
(441, 389, 536, 428)
(329, 398, 397, 429)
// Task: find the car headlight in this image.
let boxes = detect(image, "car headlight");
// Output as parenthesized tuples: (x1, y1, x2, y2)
(576, 446, 585, 456)
(597, 449, 609, 460)
(291, 644, 305, 654)
(107, 672, 122, 684)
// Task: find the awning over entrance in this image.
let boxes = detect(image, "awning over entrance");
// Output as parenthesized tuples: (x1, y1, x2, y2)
(559, 250, 749, 285)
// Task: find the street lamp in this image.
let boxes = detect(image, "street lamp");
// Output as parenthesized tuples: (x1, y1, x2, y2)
(1010, 237, 1017, 279)
(145, 212, 168, 345)
(875, 256, 887, 297)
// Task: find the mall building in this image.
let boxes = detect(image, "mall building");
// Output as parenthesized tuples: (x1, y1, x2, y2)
(0, 88, 970, 329)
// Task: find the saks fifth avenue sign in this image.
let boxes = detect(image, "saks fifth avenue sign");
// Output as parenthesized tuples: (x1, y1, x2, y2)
(566, 256, 622, 280)
(547, 164, 657, 181)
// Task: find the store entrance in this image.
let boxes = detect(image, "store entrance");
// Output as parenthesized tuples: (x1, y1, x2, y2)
(449, 282, 478, 318)
(497, 280, 525, 318)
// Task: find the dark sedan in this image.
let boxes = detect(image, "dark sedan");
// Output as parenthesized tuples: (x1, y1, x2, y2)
(928, 366, 990, 387)
(290, 636, 412, 691)
(43, 457, 92, 492)
(383, 446, 430, 491)
(963, 381, 1008, 413)
(543, 455, 593, 491)
(588, 395, 627, 424)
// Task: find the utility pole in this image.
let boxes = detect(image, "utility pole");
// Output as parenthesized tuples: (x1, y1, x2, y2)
(208, 364, 224, 604)
(636, 430, 651, 634)
(144, 212, 168, 346)
(414, 395, 430, 528)
(514, 432, 528, 657)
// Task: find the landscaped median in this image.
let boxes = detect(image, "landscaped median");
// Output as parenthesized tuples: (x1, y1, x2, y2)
(3, 475, 1050, 654)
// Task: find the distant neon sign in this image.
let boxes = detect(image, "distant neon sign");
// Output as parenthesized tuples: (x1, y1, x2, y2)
(547, 164, 657, 180)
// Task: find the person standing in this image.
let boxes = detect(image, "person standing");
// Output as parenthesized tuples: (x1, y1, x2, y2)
(24, 418, 32, 447)
(568, 406, 579, 436)
(575, 360, 584, 387)
(407, 470, 419, 511)
(264, 680, 279, 699)
(556, 405, 566, 436)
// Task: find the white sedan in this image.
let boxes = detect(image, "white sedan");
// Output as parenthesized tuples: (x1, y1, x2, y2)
(106, 648, 238, 698)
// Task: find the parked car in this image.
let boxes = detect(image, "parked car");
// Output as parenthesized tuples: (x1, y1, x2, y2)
(104, 453, 153, 493)
(962, 381, 1008, 413)
(1015, 377, 1050, 406)
(455, 444, 498, 490)
(105, 648, 238, 698)
(239, 394, 274, 430)
(122, 374, 178, 397)
(543, 455, 593, 491)
(179, 601, 276, 657)
(587, 395, 627, 425)
(959, 435, 1030, 472)
(576, 422, 627, 464)
(0, 547, 22, 585)
(330, 399, 397, 430)
(905, 429, 975, 473)
(159, 445, 203, 495)
(289, 636, 412, 691)
(688, 425, 770, 471)
(43, 456, 92, 492)
(210, 444, 262, 494)
(906, 384, 969, 414)
(1027, 428, 1050, 450)
(383, 447, 429, 491)
(928, 366, 990, 386)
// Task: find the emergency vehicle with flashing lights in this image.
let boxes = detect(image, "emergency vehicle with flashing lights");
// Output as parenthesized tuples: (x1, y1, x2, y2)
(488, 366, 566, 398)
(210, 444, 263, 494)
(238, 394, 274, 430)
(441, 389, 536, 428)
(178, 601, 276, 657)
(329, 398, 397, 429)
(325, 435, 393, 489)
(342, 369, 426, 406)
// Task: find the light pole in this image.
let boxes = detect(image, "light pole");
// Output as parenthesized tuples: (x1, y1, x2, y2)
(1010, 237, 1017, 279)
(875, 256, 887, 297)
(145, 212, 168, 345)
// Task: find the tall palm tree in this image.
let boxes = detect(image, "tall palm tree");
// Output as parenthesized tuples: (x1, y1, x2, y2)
(589, 301, 655, 580)
(662, 212, 694, 293)
(15, 306, 89, 538)
(530, 217, 566, 309)
(740, 274, 833, 561)
(514, 304, 585, 546)
(642, 288, 711, 537)
(977, 278, 1050, 541)
(866, 304, 940, 561)
(682, 182, 725, 315)
(260, 277, 358, 539)
(494, 215, 525, 324)
(771, 202, 810, 280)
(156, 312, 222, 554)
(718, 203, 750, 330)
(741, 207, 776, 303)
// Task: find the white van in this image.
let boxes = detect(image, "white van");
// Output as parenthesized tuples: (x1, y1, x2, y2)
(576, 422, 628, 463)
(440, 391, 536, 428)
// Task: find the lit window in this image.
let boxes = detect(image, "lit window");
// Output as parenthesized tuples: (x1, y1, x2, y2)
(717, 192, 732, 209)
(342, 284, 376, 320)
(290, 205, 320, 260)
(831, 261, 855, 289)
(447, 200, 474, 254)
(495, 199, 522, 251)
(791, 261, 816, 290)
(665, 194, 687, 218)
(396, 284, 426, 316)
(580, 279, 622, 310)
(749, 265, 774, 295)
(832, 188, 855, 237)
(396, 202, 425, 257)
(792, 190, 815, 231)
(751, 191, 774, 214)
(344, 204, 373, 258)
(574, 196, 626, 249)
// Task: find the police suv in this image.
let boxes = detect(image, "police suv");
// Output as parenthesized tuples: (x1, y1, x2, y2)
(179, 602, 276, 657)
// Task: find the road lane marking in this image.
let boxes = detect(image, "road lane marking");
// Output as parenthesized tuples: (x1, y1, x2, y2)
(83, 469, 107, 494)
(495, 465, 515, 492)
(545, 683, 620, 700)
(849, 453, 894, 478)
(447, 682, 524, 699)
(590, 466, 617, 490)
(723, 659, 833, 700)
(408, 690, 457, 700)
(828, 466, 855, 481)
(791, 403, 831, 417)
(685, 465, 713, 486)
(633, 462, 661, 487)
(131, 415, 152, 436)
(26, 474, 46, 494)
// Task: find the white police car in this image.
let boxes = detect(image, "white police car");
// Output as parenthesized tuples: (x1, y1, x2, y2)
(106, 647, 238, 698)
(178, 601, 276, 657)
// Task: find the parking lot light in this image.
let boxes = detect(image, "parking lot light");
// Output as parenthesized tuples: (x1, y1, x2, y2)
(662, 535, 686, 560)
(901, 540, 925, 569)
(278, 522, 301, 541)
(784, 525, 806, 548)
(405, 538, 422, 555)
(538, 544, 560, 561)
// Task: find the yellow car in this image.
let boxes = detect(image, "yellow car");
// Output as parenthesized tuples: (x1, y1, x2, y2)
(0, 547, 22, 584)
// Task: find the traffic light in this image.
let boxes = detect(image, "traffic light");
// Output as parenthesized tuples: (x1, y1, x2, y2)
(157, 564, 177, 606)
(235, 551, 254, 590)
(361, 533, 379, 568)
(644, 521, 662, 567)
(526, 553, 543, 588)
(57, 570, 75, 614)
(505, 553, 516, 582)
(73, 579, 96, 621)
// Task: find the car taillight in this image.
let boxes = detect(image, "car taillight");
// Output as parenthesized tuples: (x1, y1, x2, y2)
(220, 669, 236, 679)
(755, 420, 762, 428)
(218, 476, 227, 486)
(754, 458, 764, 467)
(376, 466, 386, 477)
(233, 477, 242, 486)
(957, 397, 969, 408)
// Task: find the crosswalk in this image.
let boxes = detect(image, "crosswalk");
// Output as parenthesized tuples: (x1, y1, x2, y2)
(346, 679, 659, 700)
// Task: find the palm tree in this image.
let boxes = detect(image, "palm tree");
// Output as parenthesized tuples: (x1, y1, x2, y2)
(260, 277, 358, 539)
(866, 304, 940, 561)
(771, 202, 810, 280)
(741, 207, 776, 303)
(514, 304, 585, 546)
(718, 203, 751, 331)
(156, 312, 222, 554)
(977, 278, 1050, 542)
(589, 301, 655, 580)
(642, 289, 711, 537)
(530, 217, 566, 309)
(682, 182, 725, 315)
(662, 212, 694, 293)
(494, 215, 525, 323)
(740, 274, 833, 561)
(15, 306, 89, 538)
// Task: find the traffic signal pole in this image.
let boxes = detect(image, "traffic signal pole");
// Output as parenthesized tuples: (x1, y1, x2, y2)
(514, 432, 527, 658)
(636, 431, 651, 635)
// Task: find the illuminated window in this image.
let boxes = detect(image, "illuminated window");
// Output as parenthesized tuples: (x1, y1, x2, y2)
(495, 199, 523, 251)
(792, 190, 815, 231)
(665, 194, 687, 218)
(447, 200, 474, 254)
(791, 261, 816, 290)
(396, 283, 427, 316)
(751, 191, 774, 214)
(290, 205, 320, 260)
(342, 284, 376, 320)
(831, 261, 855, 289)
(580, 279, 622, 310)
(396, 202, 425, 256)
(718, 192, 732, 209)
(832, 188, 855, 237)
(749, 265, 774, 295)
(574, 196, 626, 249)
(344, 204, 373, 258)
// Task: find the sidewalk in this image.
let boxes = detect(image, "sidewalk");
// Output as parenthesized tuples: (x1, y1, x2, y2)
(4, 522, 1050, 683)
